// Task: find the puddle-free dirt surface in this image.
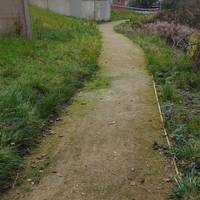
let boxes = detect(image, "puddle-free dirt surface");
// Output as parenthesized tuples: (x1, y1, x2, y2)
(2, 21, 173, 200)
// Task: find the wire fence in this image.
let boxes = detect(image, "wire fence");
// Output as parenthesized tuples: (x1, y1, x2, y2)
(112, 3, 160, 12)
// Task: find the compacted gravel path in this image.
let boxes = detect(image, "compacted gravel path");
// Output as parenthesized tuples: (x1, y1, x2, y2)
(2, 21, 172, 200)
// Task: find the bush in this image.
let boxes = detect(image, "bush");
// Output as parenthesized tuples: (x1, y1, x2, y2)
(142, 20, 200, 65)
(156, 1, 200, 64)
(143, 21, 198, 48)
(187, 33, 200, 66)
(162, 0, 200, 29)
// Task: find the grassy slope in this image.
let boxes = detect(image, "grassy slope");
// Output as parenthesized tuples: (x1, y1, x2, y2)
(111, 8, 155, 21)
(0, 6, 101, 192)
(111, 8, 137, 21)
(115, 11, 200, 199)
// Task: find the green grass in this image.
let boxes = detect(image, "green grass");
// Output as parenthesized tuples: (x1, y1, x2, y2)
(115, 11, 200, 199)
(84, 76, 111, 90)
(0, 6, 101, 192)
(172, 175, 200, 200)
(111, 8, 154, 21)
(111, 8, 137, 21)
(162, 84, 176, 101)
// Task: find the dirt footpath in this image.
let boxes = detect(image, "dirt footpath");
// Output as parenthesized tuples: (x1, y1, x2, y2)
(2, 21, 173, 200)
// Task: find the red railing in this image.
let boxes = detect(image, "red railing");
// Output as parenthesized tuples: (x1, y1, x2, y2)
(112, 3, 126, 9)
(112, 3, 160, 12)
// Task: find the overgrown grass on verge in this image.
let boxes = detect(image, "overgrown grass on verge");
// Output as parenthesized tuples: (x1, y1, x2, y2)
(0, 6, 101, 192)
(111, 8, 154, 21)
(111, 8, 137, 21)
(84, 76, 111, 91)
(96, 8, 136, 24)
(115, 11, 200, 199)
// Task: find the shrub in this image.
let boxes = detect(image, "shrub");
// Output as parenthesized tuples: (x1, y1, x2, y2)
(162, 0, 200, 29)
(142, 21, 200, 65)
(187, 33, 200, 66)
(143, 21, 198, 48)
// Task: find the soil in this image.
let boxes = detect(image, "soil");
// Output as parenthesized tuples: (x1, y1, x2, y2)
(1, 21, 173, 200)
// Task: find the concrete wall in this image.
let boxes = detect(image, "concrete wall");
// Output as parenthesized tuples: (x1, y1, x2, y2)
(30, 0, 70, 15)
(0, 0, 32, 37)
(48, 0, 70, 15)
(30, 0, 48, 8)
(81, 0, 94, 20)
(95, 0, 111, 20)
(69, 0, 82, 18)
(81, 0, 111, 20)
(31, 0, 111, 20)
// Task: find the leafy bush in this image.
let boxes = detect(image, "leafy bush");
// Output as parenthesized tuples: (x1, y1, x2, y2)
(143, 21, 199, 48)
(150, 0, 200, 65)
(0, 6, 101, 192)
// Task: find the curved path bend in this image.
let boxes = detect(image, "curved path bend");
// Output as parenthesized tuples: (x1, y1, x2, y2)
(2, 21, 172, 200)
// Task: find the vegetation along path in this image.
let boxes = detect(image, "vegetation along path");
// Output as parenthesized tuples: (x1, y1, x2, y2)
(3, 21, 173, 200)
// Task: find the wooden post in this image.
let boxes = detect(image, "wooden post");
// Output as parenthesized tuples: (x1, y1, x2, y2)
(0, 0, 32, 38)
(22, 0, 32, 38)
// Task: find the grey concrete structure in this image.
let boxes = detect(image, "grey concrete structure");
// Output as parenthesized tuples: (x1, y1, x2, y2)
(0, 0, 32, 38)
(30, 0, 111, 20)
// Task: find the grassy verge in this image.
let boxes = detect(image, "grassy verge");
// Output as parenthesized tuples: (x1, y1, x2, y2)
(111, 8, 138, 21)
(98, 8, 151, 24)
(111, 8, 155, 21)
(0, 6, 101, 192)
(115, 12, 200, 199)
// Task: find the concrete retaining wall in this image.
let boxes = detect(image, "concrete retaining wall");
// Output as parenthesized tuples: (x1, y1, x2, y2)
(0, 0, 32, 37)
(95, 0, 111, 20)
(30, 0, 111, 20)
(30, 0, 48, 8)
(48, 0, 70, 15)
(80, 0, 111, 20)
(81, 0, 94, 19)
(30, 0, 70, 15)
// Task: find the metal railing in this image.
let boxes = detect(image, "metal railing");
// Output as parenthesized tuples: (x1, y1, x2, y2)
(112, 3, 160, 12)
